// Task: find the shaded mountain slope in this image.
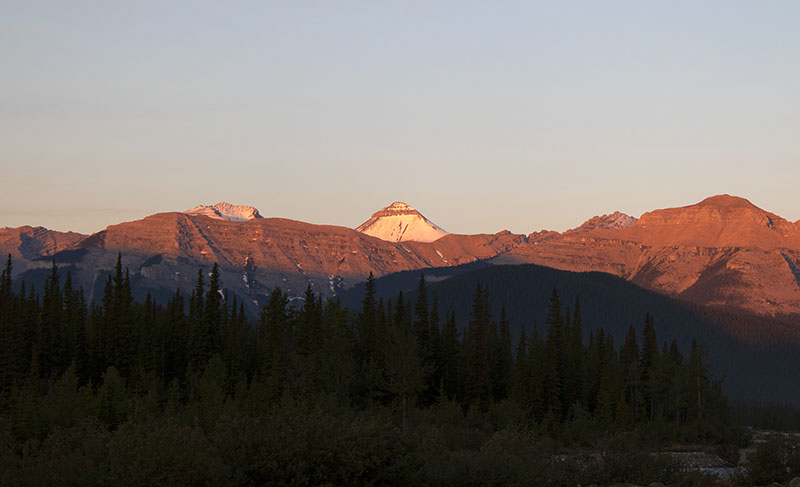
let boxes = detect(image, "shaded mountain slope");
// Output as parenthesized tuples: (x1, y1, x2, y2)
(341, 263, 800, 403)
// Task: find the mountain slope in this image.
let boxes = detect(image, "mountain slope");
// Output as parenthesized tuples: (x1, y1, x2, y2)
(356, 202, 449, 243)
(494, 195, 800, 316)
(9, 194, 800, 319)
(23, 211, 523, 314)
(0, 225, 85, 272)
(340, 263, 800, 403)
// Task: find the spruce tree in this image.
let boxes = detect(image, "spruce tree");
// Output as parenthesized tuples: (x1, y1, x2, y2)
(0, 255, 23, 401)
(202, 263, 223, 364)
(356, 272, 377, 362)
(39, 260, 63, 378)
(413, 272, 429, 356)
(565, 297, 585, 410)
(528, 323, 547, 419)
(688, 339, 710, 424)
(465, 284, 491, 410)
(619, 324, 641, 424)
(438, 311, 461, 401)
(543, 287, 566, 418)
(641, 313, 660, 422)
(513, 326, 530, 403)
(188, 268, 206, 369)
(490, 306, 512, 401)
(259, 287, 289, 400)
(296, 285, 322, 399)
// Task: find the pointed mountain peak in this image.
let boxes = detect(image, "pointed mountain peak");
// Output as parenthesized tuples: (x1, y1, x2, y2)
(371, 201, 420, 216)
(570, 211, 638, 233)
(184, 202, 262, 221)
(356, 202, 449, 243)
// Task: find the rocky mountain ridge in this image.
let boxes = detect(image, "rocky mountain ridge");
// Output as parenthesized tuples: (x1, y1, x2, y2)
(4, 195, 800, 318)
(497, 195, 800, 316)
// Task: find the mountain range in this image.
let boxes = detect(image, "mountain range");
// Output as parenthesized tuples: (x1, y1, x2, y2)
(2, 195, 800, 323)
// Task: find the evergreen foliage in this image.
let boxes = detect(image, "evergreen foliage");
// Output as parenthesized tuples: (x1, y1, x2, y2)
(0, 257, 754, 485)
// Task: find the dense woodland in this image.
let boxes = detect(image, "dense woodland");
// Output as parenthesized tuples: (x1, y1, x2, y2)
(0, 254, 760, 485)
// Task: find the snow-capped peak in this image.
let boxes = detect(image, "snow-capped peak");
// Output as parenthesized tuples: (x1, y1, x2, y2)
(569, 211, 638, 233)
(184, 202, 262, 221)
(380, 202, 417, 214)
(356, 202, 449, 243)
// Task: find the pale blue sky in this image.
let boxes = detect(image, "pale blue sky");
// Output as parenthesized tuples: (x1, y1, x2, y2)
(1, 1, 798, 235)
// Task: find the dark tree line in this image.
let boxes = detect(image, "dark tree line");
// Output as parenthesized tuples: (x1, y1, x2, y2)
(0, 256, 732, 443)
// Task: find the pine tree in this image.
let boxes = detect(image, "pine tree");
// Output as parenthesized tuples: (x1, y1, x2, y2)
(356, 272, 377, 363)
(188, 268, 206, 369)
(259, 287, 289, 400)
(413, 273, 429, 357)
(665, 339, 688, 427)
(465, 284, 491, 410)
(201, 263, 223, 364)
(565, 297, 585, 410)
(688, 339, 710, 424)
(438, 311, 461, 401)
(513, 325, 530, 403)
(619, 324, 641, 423)
(489, 305, 512, 401)
(596, 333, 622, 428)
(39, 260, 63, 378)
(528, 323, 547, 419)
(586, 329, 604, 415)
(394, 290, 409, 332)
(641, 313, 660, 422)
(296, 285, 322, 399)
(543, 287, 566, 419)
(0, 255, 23, 401)
(384, 322, 429, 431)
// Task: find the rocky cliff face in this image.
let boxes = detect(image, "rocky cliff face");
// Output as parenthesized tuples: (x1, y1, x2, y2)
(0, 225, 85, 271)
(30, 210, 522, 314)
(495, 195, 800, 316)
(8, 195, 800, 318)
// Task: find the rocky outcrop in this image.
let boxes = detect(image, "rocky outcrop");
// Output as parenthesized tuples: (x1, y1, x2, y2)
(567, 211, 638, 233)
(184, 202, 262, 221)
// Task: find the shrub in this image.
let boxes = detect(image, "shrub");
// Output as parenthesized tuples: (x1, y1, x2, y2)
(211, 408, 420, 486)
(746, 435, 800, 485)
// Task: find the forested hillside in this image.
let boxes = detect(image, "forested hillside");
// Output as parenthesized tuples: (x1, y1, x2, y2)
(341, 264, 800, 403)
(0, 254, 752, 484)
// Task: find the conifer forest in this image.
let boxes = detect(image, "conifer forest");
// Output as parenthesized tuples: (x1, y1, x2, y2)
(0, 255, 793, 485)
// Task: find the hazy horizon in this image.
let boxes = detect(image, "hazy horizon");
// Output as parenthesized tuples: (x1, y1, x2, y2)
(2, 1, 799, 234)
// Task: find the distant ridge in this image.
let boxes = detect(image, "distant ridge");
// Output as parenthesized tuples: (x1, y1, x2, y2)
(5, 193, 800, 318)
(496, 194, 800, 316)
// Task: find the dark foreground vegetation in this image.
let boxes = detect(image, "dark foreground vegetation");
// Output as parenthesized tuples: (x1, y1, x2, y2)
(0, 255, 796, 485)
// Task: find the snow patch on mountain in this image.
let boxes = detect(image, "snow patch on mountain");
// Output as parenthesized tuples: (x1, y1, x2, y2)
(356, 202, 449, 243)
(569, 211, 638, 233)
(185, 202, 262, 221)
